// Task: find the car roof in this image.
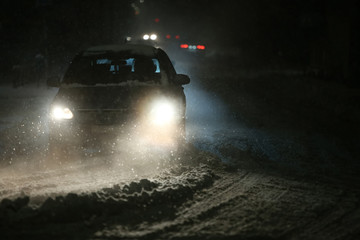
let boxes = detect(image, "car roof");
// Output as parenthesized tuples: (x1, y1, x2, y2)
(82, 44, 159, 58)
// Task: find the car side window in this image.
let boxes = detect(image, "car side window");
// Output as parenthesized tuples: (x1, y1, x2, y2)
(63, 57, 92, 84)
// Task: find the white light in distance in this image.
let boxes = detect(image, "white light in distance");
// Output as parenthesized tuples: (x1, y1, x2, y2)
(143, 34, 150, 40)
(150, 34, 157, 40)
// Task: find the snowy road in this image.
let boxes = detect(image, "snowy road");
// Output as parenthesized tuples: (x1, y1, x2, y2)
(1, 156, 359, 239)
(1, 66, 360, 239)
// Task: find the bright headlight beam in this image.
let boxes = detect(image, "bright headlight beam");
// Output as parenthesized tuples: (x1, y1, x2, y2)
(52, 106, 73, 120)
(150, 101, 175, 126)
(143, 34, 150, 40)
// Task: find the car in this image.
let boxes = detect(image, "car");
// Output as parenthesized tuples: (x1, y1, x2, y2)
(47, 44, 190, 162)
(178, 37, 206, 56)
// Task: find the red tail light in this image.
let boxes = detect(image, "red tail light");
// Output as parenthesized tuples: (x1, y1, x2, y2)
(166, 34, 171, 39)
(197, 45, 205, 50)
(180, 44, 189, 49)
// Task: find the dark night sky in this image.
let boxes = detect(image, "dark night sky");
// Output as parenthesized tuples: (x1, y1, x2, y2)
(1, 0, 359, 83)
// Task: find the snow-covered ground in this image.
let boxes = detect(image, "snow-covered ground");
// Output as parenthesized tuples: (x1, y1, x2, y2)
(1, 62, 360, 239)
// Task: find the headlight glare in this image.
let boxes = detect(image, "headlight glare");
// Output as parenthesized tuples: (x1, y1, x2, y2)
(52, 106, 73, 120)
(150, 101, 175, 126)
(150, 34, 157, 40)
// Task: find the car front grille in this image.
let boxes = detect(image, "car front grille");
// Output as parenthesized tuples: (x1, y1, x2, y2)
(75, 108, 132, 125)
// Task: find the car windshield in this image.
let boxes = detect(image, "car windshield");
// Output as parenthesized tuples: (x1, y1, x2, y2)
(63, 55, 161, 85)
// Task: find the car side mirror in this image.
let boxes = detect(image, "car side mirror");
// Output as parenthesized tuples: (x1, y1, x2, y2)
(174, 74, 190, 85)
(47, 76, 60, 87)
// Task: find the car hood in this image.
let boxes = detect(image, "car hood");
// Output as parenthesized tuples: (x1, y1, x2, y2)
(52, 85, 167, 111)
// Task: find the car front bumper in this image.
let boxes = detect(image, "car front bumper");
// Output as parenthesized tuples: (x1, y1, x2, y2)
(48, 117, 184, 153)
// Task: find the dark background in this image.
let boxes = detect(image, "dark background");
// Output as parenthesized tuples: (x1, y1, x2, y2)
(1, 0, 359, 86)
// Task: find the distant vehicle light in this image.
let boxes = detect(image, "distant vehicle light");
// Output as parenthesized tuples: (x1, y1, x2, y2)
(150, 34, 157, 40)
(175, 35, 180, 39)
(166, 34, 171, 39)
(197, 45, 205, 50)
(154, 18, 160, 23)
(180, 44, 189, 49)
(189, 45, 196, 50)
(143, 34, 150, 40)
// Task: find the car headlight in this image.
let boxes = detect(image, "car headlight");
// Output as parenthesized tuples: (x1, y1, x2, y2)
(149, 100, 176, 126)
(51, 106, 74, 120)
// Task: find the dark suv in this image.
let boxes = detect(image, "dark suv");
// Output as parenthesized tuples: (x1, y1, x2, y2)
(47, 44, 190, 161)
